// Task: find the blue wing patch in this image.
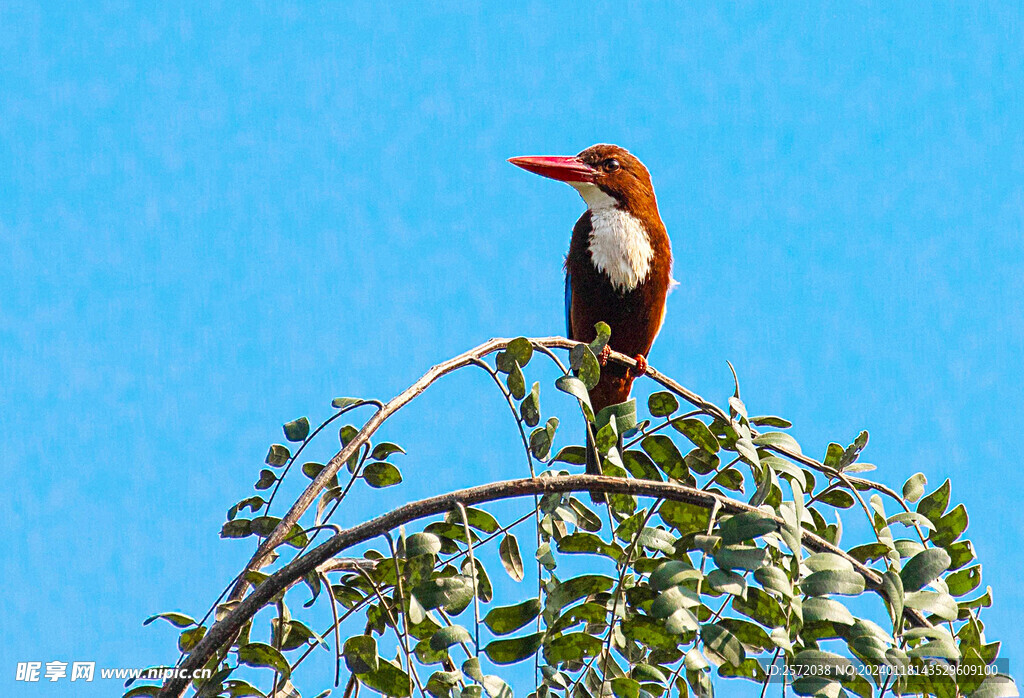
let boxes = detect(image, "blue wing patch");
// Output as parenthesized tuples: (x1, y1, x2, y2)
(564, 272, 573, 341)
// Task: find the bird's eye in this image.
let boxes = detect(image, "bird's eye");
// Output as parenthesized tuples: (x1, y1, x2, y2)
(602, 159, 620, 173)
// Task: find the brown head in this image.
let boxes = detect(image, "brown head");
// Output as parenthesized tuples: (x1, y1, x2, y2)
(508, 144, 659, 219)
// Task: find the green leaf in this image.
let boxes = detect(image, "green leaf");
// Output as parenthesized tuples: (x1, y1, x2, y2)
(462, 657, 484, 683)
(280, 619, 323, 650)
(959, 585, 993, 612)
(499, 534, 524, 581)
(917, 479, 951, 523)
(880, 568, 905, 627)
(672, 418, 719, 453)
(429, 625, 472, 652)
(905, 590, 959, 621)
(359, 657, 413, 697)
(505, 337, 534, 368)
(332, 397, 362, 409)
(717, 618, 774, 652)
(238, 642, 291, 681)
(301, 461, 326, 480)
(801, 569, 865, 597)
(946, 564, 982, 596)
(931, 503, 968, 547)
(751, 431, 802, 455)
(553, 446, 586, 465)
(802, 597, 855, 625)
(754, 565, 793, 599)
(732, 587, 786, 627)
(712, 467, 744, 492)
(641, 434, 688, 479)
(595, 398, 638, 433)
(530, 417, 559, 460)
(659, 499, 711, 535)
(265, 444, 290, 466)
(405, 532, 443, 557)
(650, 560, 702, 592)
(412, 576, 475, 613)
(750, 415, 792, 428)
(370, 442, 406, 460)
(254, 469, 277, 490)
(483, 632, 544, 665)
(622, 449, 662, 481)
(343, 635, 379, 674)
(707, 568, 747, 598)
(445, 506, 500, 534)
(283, 417, 310, 442)
(546, 574, 616, 614)
(817, 489, 856, 509)
(555, 376, 595, 422)
(638, 526, 677, 554)
(610, 677, 642, 698)
(571, 343, 601, 390)
(683, 448, 719, 477)
(590, 321, 612, 354)
(248, 513, 280, 536)
(506, 360, 526, 399)
(557, 532, 624, 561)
(483, 599, 541, 635)
(568, 497, 603, 532)
(622, 616, 680, 651)
(521, 382, 541, 427)
(902, 473, 927, 503)
(425, 671, 462, 696)
(804, 552, 854, 573)
(713, 544, 767, 572)
(650, 585, 701, 618)
(901, 548, 951, 592)
(648, 391, 679, 417)
(363, 461, 403, 488)
(701, 623, 745, 667)
(143, 612, 196, 628)
(543, 632, 603, 665)
(946, 540, 976, 570)
(220, 519, 253, 539)
(718, 511, 778, 545)
(886, 511, 936, 531)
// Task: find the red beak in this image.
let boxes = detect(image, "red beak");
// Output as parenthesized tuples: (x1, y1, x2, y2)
(508, 155, 597, 183)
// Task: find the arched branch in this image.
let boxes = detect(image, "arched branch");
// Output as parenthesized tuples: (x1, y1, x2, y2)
(160, 474, 928, 697)
(229, 336, 897, 604)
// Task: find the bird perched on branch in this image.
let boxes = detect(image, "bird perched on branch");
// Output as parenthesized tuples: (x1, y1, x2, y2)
(509, 144, 673, 502)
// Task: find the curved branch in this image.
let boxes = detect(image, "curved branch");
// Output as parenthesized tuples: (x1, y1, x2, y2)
(160, 474, 927, 697)
(232, 335, 871, 602)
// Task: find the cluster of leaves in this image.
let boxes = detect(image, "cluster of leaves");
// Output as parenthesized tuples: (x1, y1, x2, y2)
(134, 333, 1017, 698)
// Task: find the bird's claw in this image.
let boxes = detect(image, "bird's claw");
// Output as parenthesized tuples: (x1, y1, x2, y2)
(597, 344, 612, 366)
(630, 354, 648, 377)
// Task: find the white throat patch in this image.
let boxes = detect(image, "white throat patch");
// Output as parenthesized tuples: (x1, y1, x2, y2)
(570, 182, 654, 292)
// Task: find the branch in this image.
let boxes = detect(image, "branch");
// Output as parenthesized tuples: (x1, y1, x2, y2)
(230, 335, 875, 603)
(159, 474, 927, 697)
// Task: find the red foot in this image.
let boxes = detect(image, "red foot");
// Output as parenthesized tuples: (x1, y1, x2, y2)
(597, 344, 611, 366)
(630, 354, 648, 377)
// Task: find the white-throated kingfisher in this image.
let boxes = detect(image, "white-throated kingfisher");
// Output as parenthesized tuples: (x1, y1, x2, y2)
(509, 144, 673, 501)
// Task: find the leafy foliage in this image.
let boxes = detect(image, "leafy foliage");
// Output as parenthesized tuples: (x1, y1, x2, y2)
(139, 335, 1016, 698)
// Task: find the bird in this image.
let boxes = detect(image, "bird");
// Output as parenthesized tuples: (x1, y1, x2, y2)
(509, 144, 673, 502)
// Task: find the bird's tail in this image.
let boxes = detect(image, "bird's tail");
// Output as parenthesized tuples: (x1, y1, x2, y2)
(585, 365, 635, 504)
(584, 426, 605, 504)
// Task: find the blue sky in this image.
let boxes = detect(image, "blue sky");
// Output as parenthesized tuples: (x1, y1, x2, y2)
(2, 2, 1022, 696)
